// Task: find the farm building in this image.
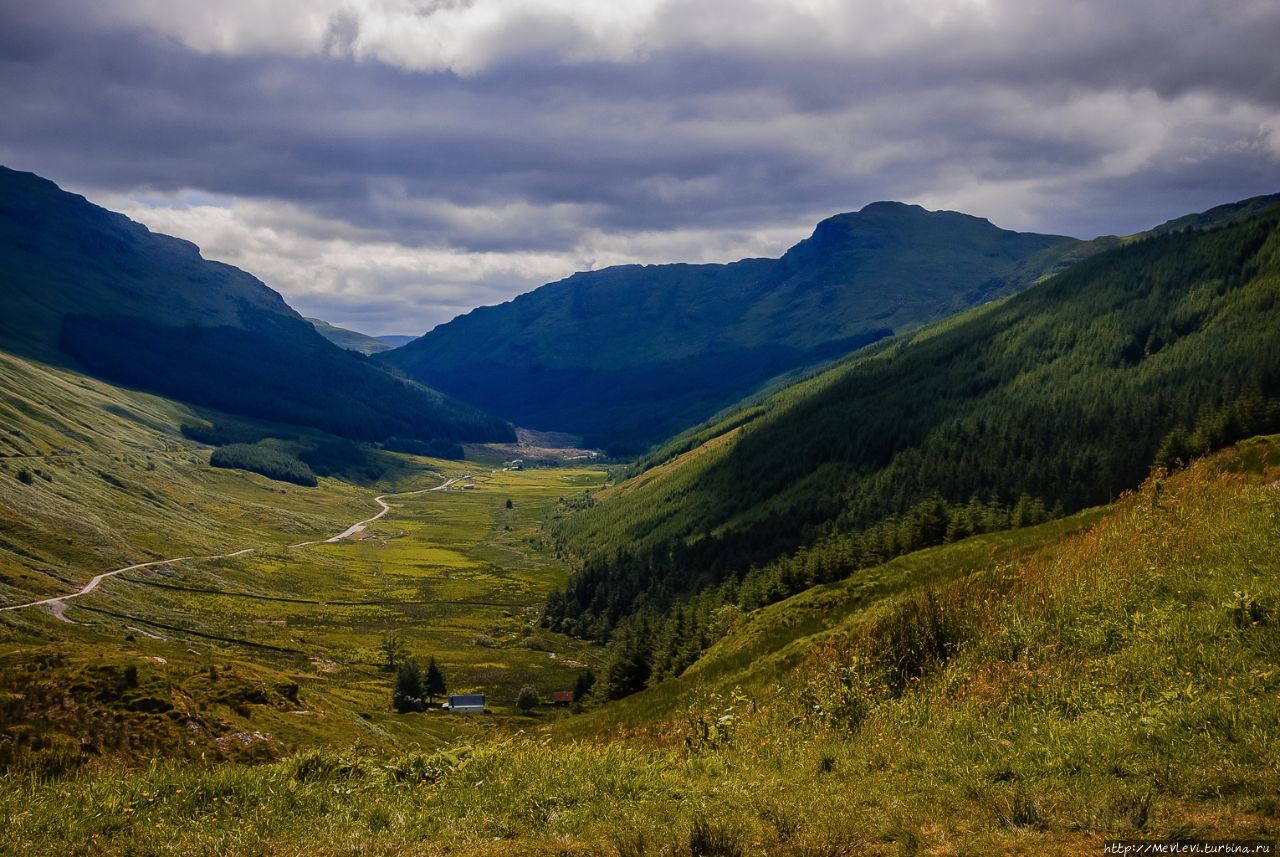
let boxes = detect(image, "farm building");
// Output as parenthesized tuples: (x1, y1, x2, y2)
(444, 693, 486, 713)
(552, 691, 574, 706)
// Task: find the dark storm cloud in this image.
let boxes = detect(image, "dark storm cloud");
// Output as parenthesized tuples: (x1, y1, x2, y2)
(1, 0, 1278, 332)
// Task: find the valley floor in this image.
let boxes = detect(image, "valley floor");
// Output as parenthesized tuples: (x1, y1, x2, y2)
(0, 349, 608, 770)
(3, 433, 1278, 854)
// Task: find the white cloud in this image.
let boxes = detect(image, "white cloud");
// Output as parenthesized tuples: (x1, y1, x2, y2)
(88, 0, 1207, 77)
(92, 190, 807, 335)
(96, 0, 667, 72)
(5, 0, 1277, 336)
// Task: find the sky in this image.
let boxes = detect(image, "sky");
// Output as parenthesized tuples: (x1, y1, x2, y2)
(2, 1, 1279, 336)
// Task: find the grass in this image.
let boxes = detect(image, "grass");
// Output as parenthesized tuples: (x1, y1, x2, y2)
(0, 350, 382, 600)
(3, 432, 1278, 853)
(0, 350, 608, 772)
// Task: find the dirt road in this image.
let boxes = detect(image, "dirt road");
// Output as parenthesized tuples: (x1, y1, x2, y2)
(0, 474, 470, 618)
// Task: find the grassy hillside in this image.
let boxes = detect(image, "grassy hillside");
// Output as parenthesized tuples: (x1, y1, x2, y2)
(545, 204, 1280, 652)
(0, 349, 607, 773)
(307, 318, 395, 355)
(0, 166, 512, 445)
(381, 203, 1074, 453)
(0, 349, 373, 602)
(6, 438, 1275, 855)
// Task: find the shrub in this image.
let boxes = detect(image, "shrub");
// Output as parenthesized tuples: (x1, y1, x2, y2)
(516, 686, 539, 712)
(572, 669, 596, 701)
(16, 468, 33, 484)
(683, 691, 745, 752)
(864, 588, 970, 694)
(688, 818, 744, 857)
(287, 749, 366, 783)
(1227, 590, 1268, 628)
(379, 631, 408, 671)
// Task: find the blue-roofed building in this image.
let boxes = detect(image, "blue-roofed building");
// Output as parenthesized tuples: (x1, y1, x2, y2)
(445, 693, 486, 713)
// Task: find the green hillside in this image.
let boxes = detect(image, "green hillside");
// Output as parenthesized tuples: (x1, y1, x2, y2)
(1148, 191, 1280, 238)
(0, 166, 512, 446)
(544, 204, 1280, 665)
(6, 438, 1276, 855)
(307, 318, 395, 355)
(0, 347, 606, 772)
(380, 203, 1075, 453)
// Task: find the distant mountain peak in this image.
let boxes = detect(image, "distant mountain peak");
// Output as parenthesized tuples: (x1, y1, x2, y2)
(858, 200, 926, 213)
(381, 202, 1075, 452)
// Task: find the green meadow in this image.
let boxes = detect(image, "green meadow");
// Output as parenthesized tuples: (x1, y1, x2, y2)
(0, 350, 607, 771)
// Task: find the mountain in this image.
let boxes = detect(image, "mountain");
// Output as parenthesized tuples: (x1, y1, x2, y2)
(306, 318, 394, 355)
(1148, 191, 1280, 237)
(544, 200, 1280, 647)
(0, 166, 513, 445)
(379, 203, 1076, 453)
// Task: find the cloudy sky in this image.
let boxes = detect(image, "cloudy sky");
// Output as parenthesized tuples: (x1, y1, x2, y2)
(3, 1, 1278, 335)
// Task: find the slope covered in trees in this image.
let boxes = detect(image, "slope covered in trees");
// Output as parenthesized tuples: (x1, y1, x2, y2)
(544, 204, 1280, 667)
(0, 166, 512, 446)
(307, 318, 395, 355)
(381, 203, 1076, 452)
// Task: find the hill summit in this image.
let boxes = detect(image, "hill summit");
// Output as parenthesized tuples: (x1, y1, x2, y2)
(380, 201, 1074, 452)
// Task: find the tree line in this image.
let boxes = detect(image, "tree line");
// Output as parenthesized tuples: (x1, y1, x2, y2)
(545, 206, 1280, 698)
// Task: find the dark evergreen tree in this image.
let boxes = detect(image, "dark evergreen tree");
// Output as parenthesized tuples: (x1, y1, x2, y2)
(392, 659, 424, 713)
(424, 657, 447, 705)
(572, 669, 596, 702)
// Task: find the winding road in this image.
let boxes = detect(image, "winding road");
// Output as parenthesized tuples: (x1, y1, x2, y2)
(0, 474, 471, 620)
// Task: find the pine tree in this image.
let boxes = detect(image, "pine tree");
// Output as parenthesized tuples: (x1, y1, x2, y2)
(392, 659, 424, 713)
(572, 669, 596, 701)
(380, 631, 408, 671)
(424, 657, 447, 705)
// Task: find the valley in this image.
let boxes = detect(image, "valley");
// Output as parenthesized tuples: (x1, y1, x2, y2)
(3, 438, 1277, 854)
(1, 165, 1278, 855)
(0, 348, 607, 772)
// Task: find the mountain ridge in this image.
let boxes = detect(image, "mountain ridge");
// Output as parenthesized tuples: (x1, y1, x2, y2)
(0, 165, 513, 446)
(306, 317, 395, 355)
(380, 201, 1076, 452)
(544, 201, 1280, 652)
